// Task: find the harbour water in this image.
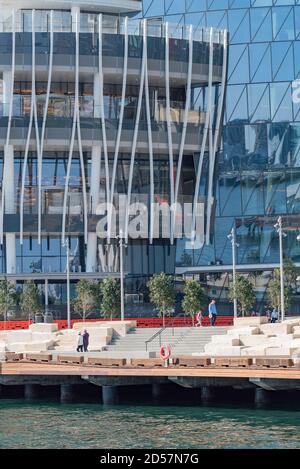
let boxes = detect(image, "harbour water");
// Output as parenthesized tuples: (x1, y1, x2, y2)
(1, 399, 300, 449)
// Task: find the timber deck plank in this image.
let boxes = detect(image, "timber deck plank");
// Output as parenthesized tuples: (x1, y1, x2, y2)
(1, 362, 300, 380)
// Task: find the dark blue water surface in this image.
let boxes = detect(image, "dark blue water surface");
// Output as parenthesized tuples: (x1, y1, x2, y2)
(1, 400, 300, 449)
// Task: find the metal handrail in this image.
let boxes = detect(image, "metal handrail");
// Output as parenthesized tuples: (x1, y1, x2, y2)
(145, 326, 166, 351)
(144, 316, 191, 351)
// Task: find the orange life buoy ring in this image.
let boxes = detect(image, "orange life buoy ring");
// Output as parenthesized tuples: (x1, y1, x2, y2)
(160, 344, 171, 361)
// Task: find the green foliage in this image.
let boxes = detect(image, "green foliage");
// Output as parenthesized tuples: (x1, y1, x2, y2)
(0, 279, 17, 320)
(73, 279, 99, 320)
(267, 258, 297, 313)
(228, 275, 256, 317)
(147, 273, 175, 325)
(182, 279, 206, 321)
(100, 278, 121, 320)
(20, 281, 41, 318)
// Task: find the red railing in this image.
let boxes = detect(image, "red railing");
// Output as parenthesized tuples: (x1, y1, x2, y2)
(0, 316, 234, 331)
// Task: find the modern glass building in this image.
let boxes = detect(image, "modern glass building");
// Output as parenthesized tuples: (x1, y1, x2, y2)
(0, 1, 228, 315)
(138, 0, 300, 313)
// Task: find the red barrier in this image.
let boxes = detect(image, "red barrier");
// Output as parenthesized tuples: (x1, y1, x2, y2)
(0, 316, 234, 330)
(0, 320, 33, 331)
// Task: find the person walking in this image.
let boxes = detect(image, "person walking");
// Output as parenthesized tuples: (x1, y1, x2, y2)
(195, 309, 203, 327)
(83, 329, 89, 352)
(271, 308, 278, 323)
(77, 332, 84, 352)
(208, 299, 217, 326)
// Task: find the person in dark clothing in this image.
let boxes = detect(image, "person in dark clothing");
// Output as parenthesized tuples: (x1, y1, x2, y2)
(208, 299, 217, 326)
(83, 329, 89, 352)
(271, 309, 278, 323)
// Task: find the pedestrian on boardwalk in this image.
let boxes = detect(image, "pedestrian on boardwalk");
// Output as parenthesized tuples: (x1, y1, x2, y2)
(271, 308, 278, 323)
(77, 332, 84, 352)
(83, 329, 89, 352)
(208, 299, 217, 326)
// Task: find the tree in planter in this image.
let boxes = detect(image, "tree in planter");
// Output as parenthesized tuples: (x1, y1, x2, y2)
(228, 275, 256, 317)
(100, 278, 121, 320)
(20, 281, 42, 320)
(72, 279, 98, 321)
(0, 279, 17, 321)
(147, 273, 175, 327)
(182, 279, 206, 325)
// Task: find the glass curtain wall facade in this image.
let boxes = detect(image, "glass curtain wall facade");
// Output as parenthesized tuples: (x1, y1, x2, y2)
(140, 0, 300, 313)
(0, 2, 227, 315)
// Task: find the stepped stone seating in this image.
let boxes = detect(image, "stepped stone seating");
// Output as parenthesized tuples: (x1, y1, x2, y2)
(0, 321, 137, 355)
(203, 317, 300, 358)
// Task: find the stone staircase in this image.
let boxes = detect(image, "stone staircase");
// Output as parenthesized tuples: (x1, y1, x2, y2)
(103, 326, 231, 355)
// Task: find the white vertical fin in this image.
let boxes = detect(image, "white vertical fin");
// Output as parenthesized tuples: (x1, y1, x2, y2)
(165, 22, 175, 244)
(1, 8, 15, 245)
(174, 24, 193, 237)
(205, 30, 228, 245)
(20, 10, 37, 245)
(109, 16, 129, 240)
(143, 19, 154, 244)
(38, 10, 54, 244)
(62, 9, 79, 245)
(191, 28, 214, 244)
(125, 19, 147, 243)
(98, 14, 110, 224)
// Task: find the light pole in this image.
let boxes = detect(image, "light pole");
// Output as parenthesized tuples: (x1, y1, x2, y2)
(117, 229, 125, 321)
(274, 217, 287, 322)
(228, 226, 239, 318)
(63, 237, 71, 329)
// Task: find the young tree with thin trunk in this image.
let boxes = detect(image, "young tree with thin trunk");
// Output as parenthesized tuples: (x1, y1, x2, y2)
(228, 275, 256, 317)
(148, 273, 175, 327)
(0, 279, 17, 321)
(73, 279, 98, 321)
(100, 278, 121, 321)
(182, 279, 206, 325)
(20, 281, 41, 319)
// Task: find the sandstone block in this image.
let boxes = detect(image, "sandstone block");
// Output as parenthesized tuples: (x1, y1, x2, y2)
(240, 346, 267, 356)
(204, 344, 245, 356)
(260, 323, 294, 335)
(228, 326, 260, 336)
(31, 332, 58, 342)
(265, 347, 298, 357)
(211, 335, 240, 346)
(29, 323, 58, 333)
(234, 317, 268, 327)
(238, 335, 268, 347)
(6, 331, 32, 343)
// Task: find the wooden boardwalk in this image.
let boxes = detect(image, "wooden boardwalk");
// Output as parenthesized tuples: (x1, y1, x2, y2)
(2, 362, 300, 380)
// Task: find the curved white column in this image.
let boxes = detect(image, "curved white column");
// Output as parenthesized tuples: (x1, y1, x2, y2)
(143, 20, 154, 244)
(38, 10, 54, 244)
(125, 18, 147, 243)
(20, 10, 37, 245)
(205, 30, 228, 245)
(165, 22, 175, 244)
(62, 8, 88, 245)
(98, 14, 110, 216)
(174, 24, 193, 238)
(109, 16, 128, 241)
(1, 8, 15, 245)
(191, 28, 214, 244)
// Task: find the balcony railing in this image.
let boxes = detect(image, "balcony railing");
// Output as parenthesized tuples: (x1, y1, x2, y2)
(0, 10, 225, 44)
